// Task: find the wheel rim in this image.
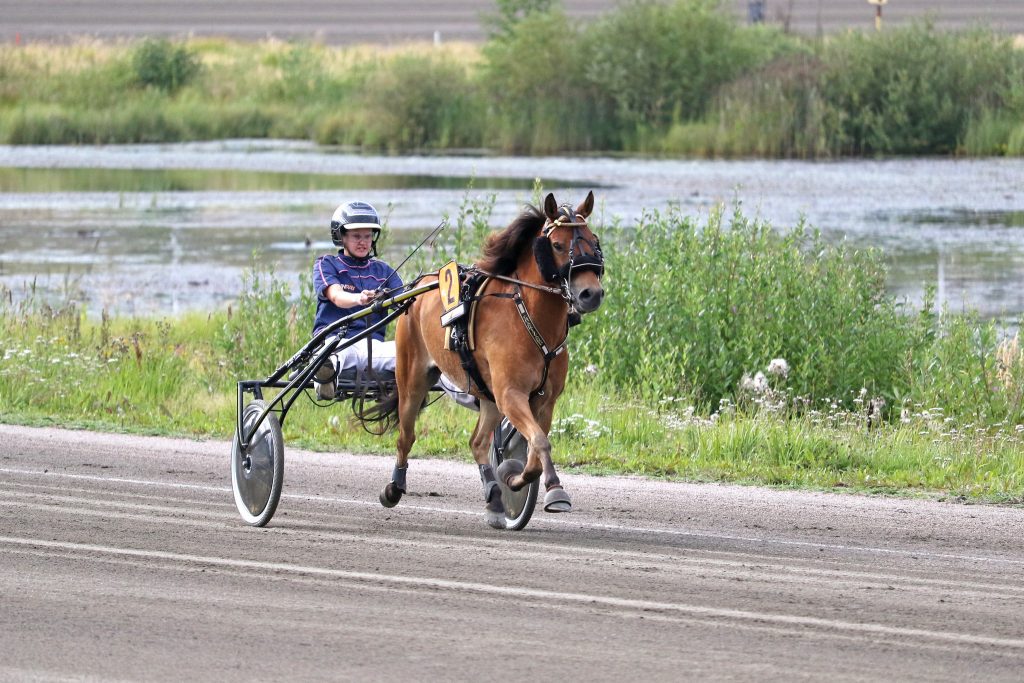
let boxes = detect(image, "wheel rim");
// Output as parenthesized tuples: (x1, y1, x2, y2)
(231, 402, 283, 524)
(490, 418, 537, 528)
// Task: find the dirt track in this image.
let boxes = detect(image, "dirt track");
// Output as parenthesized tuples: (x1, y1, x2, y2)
(1, 0, 1021, 44)
(2, 423, 1023, 681)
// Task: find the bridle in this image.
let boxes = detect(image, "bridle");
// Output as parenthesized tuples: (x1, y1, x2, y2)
(533, 204, 605, 306)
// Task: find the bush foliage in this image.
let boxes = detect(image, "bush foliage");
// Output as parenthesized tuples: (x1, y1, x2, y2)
(131, 38, 202, 92)
(1, 3, 1023, 156)
(575, 207, 914, 405)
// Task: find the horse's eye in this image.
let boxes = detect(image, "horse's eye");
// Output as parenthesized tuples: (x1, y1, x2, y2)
(552, 242, 565, 253)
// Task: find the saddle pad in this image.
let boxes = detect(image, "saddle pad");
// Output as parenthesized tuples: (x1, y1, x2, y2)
(443, 275, 491, 352)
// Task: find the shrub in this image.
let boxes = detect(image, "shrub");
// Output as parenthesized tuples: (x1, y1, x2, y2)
(131, 38, 201, 92)
(342, 54, 483, 151)
(581, 0, 781, 141)
(821, 23, 1023, 155)
(572, 207, 916, 404)
(705, 52, 837, 158)
(483, 0, 558, 39)
(481, 8, 609, 152)
(217, 259, 307, 378)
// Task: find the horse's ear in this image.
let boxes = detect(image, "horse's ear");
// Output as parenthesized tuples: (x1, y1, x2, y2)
(577, 190, 595, 219)
(544, 193, 558, 220)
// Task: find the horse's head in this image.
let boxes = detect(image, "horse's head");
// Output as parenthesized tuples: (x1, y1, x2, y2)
(534, 191, 605, 314)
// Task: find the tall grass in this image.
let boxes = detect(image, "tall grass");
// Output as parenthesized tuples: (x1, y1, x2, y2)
(2, 203, 1023, 501)
(572, 207, 1024, 427)
(3, 3, 1021, 156)
(574, 206, 914, 405)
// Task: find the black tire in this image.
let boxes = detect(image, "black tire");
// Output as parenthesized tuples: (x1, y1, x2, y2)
(488, 417, 538, 531)
(231, 400, 284, 527)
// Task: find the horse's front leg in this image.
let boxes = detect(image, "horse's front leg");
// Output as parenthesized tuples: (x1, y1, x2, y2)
(496, 389, 572, 512)
(469, 400, 504, 528)
(532, 395, 571, 512)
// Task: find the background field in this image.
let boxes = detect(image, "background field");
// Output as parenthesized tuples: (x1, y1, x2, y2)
(2, 0, 1022, 44)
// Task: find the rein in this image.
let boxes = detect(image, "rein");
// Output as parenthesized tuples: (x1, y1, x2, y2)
(474, 270, 563, 296)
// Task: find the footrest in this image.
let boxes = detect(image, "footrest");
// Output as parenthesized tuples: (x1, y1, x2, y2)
(336, 368, 397, 396)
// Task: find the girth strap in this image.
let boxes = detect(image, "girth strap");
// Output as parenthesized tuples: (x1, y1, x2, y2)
(457, 341, 496, 403)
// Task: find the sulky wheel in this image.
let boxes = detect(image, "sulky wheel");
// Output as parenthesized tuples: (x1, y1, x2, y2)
(231, 400, 284, 527)
(488, 417, 538, 531)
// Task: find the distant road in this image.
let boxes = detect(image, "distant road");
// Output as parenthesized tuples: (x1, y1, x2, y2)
(2, 0, 1022, 44)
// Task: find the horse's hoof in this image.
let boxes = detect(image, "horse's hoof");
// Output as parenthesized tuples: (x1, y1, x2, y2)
(543, 487, 572, 513)
(485, 510, 507, 529)
(379, 483, 403, 508)
(496, 459, 525, 490)
(484, 493, 506, 529)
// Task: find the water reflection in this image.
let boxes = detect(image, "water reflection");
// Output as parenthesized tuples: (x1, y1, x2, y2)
(0, 166, 564, 194)
(0, 142, 1022, 320)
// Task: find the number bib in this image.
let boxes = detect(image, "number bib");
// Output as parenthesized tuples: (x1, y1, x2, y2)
(439, 260, 467, 327)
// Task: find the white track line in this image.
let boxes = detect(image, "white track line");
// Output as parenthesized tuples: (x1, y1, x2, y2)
(2, 534, 1022, 651)
(7, 491, 1023, 599)
(3, 466, 1023, 567)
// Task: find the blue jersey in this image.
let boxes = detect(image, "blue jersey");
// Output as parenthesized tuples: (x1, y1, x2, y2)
(312, 252, 402, 340)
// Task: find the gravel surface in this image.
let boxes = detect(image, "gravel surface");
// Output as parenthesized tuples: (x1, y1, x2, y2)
(2, 423, 1023, 681)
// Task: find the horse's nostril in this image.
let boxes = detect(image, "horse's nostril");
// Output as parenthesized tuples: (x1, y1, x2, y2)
(576, 288, 604, 310)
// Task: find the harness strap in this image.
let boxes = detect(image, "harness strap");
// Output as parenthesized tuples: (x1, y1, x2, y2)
(510, 281, 569, 398)
(452, 285, 566, 403)
(457, 342, 495, 403)
(513, 289, 565, 361)
(450, 271, 502, 403)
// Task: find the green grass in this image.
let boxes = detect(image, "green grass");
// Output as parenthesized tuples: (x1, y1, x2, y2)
(3, 205, 1023, 504)
(1, 325, 1020, 503)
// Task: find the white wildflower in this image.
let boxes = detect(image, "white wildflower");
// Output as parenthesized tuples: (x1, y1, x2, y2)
(584, 364, 598, 375)
(766, 358, 789, 379)
(751, 371, 768, 393)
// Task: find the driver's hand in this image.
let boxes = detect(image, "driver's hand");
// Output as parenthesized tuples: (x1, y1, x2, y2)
(358, 290, 378, 306)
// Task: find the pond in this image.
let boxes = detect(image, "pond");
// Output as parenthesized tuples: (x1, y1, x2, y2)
(1, 140, 1022, 324)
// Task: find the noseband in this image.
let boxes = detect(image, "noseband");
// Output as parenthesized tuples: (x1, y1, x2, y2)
(533, 206, 605, 298)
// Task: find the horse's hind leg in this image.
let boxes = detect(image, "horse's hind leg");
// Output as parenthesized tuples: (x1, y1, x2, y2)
(379, 351, 436, 509)
(469, 401, 504, 528)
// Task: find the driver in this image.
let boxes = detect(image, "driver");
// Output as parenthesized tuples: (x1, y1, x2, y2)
(311, 200, 480, 411)
(312, 201, 402, 400)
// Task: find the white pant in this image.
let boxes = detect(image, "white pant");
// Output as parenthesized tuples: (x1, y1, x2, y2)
(438, 372, 480, 411)
(325, 335, 478, 411)
(327, 336, 397, 375)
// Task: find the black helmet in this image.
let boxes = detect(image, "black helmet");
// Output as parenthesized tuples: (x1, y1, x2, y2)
(330, 201, 382, 252)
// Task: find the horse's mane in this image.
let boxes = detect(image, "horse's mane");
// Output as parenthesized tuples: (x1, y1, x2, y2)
(475, 204, 545, 275)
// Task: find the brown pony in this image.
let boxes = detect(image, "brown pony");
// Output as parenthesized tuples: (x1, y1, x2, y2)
(374, 191, 605, 528)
